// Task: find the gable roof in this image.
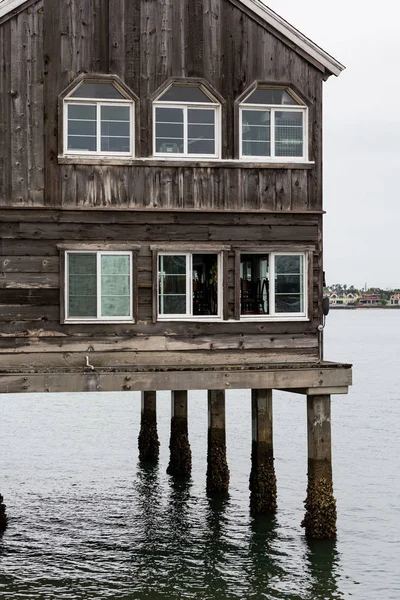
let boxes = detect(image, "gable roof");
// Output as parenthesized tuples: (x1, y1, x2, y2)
(0, 0, 344, 76)
(238, 0, 344, 76)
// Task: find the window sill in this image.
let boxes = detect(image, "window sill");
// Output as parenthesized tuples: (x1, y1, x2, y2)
(157, 317, 224, 323)
(240, 316, 309, 322)
(62, 319, 135, 325)
(58, 155, 315, 169)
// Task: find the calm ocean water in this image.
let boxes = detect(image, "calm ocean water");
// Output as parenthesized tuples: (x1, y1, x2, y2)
(0, 310, 399, 599)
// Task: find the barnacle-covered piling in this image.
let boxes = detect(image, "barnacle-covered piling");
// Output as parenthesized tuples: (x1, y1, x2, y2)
(138, 391, 160, 463)
(249, 389, 277, 515)
(206, 390, 229, 494)
(167, 390, 192, 477)
(302, 395, 337, 539)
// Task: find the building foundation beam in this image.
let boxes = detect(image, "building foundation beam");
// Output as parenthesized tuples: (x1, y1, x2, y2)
(138, 391, 160, 463)
(302, 394, 337, 539)
(249, 389, 277, 516)
(206, 390, 229, 494)
(167, 390, 192, 477)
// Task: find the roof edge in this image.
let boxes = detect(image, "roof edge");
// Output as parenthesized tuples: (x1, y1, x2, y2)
(237, 0, 345, 76)
(0, 0, 38, 20)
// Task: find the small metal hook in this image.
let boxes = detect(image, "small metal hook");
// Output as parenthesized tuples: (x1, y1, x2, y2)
(85, 355, 95, 371)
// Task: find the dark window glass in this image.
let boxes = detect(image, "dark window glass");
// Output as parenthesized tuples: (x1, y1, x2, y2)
(275, 255, 304, 313)
(159, 85, 215, 103)
(188, 109, 215, 155)
(192, 254, 218, 316)
(100, 106, 130, 153)
(67, 104, 97, 152)
(244, 88, 299, 105)
(242, 110, 271, 157)
(71, 82, 125, 99)
(68, 254, 97, 317)
(155, 107, 184, 153)
(240, 254, 269, 315)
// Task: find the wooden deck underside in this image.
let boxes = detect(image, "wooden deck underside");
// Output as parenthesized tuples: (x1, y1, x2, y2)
(0, 362, 352, 395)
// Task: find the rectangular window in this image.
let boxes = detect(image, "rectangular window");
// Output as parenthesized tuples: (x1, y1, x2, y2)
(66, 102, 133, 155)
(158, 253, 221, 319)
(154, 106, 218, 157)
(240, 108, 306, 160)
(240, 253, 306, 318)
(66, 251, 133, 321)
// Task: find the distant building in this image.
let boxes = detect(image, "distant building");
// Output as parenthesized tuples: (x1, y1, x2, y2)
(358, 294, 382, 307)
(326, 292, 358, 307)
(388, 293, 400, 306)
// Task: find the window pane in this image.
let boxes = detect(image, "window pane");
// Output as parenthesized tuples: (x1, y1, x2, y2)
(67, 136, 97, 151)
(160, 255, 186, 275)
(275, 111, 303, 157)
(160, 296, 187, 315)
(156, 107, 184, 153)
(193, 254, 218, 316)
(242, 110, 270, 157)
(68, 254, 97, 317)
(101, 255, 131, 317)
(68, 104, 96, 120)
(159, 255, 187, 315)
(101, 106, 130, 153)
(159, 85, 215, 103)
(160, 275, 186, 295)
(71, 82, 125, 99)
(188, 109, 215, 155)
(240, 254, 269, 315)
(67, 104, 97, 152)
(275, 255, 304, 313)
(244, 88, 299, 105)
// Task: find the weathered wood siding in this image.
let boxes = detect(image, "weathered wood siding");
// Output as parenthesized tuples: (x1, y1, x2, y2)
(0, 0, 323, 210)
(0, 210, 322, 370)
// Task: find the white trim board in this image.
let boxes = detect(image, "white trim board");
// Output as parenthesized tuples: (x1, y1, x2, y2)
(235, 0, 344, 76)
(0, 0, 345, 76)
(0, 0, 31, 19)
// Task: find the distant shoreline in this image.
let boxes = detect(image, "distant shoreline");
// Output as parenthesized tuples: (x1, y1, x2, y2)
(330, 305, 400, 310)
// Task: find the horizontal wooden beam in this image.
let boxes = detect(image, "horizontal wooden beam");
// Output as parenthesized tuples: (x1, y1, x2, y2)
(0, 365, 352, 394)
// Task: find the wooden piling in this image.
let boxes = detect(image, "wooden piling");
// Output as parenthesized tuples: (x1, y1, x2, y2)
(138, 391, 160, 463)
(0, 493, 7, 532)
(249, 389, 277, 516)
(206, 389, 229, 494)
(302, 394, 337, 539)
(167, 390, 192, 477)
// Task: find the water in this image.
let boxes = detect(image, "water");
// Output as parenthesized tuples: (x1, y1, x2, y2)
(0, 310, 399, 599)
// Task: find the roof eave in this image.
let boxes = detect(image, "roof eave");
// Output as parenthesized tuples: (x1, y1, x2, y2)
(238, 0, 345, 77)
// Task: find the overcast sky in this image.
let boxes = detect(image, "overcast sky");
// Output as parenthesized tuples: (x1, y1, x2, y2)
(264, 1, 398, 289)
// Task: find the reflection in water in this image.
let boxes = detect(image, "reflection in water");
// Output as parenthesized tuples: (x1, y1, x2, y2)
(304, 539, 344, 600)
(247, 515, 284, 597)
(202, 494, 230, 600)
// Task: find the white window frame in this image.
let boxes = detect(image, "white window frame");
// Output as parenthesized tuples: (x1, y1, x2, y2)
(64, 88, 134, 157)
(153, 91, 221, 159)
(240, 251, 308, 321)
(157, 252, 223, 321)
(239, 89, 308, 162)
(65, 250, 134, 323)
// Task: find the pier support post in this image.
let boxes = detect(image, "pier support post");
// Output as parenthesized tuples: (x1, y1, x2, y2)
(249, 389, 277, 516)
(206, 390, 229, 494)
(0, 493, 7, 532)
(302, 394, 337, 539)
(138, 391, 160, 463)
(167, 390, 192, 477)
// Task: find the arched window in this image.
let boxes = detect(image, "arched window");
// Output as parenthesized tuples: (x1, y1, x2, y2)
(239, 87, 307, 160)
(63, 79, 134, 156)
(153, 84, 220, 158)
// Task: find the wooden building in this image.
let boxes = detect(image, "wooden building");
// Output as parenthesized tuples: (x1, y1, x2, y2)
(0, 0, 352, 538)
